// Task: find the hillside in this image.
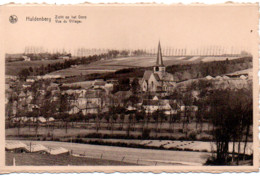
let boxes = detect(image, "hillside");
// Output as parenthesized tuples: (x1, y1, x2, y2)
(58, 56, 252, 84)
(48, 55, 243, 78)
(5, 59, 65, 76)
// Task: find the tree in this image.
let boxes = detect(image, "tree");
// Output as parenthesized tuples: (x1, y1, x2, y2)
(58, 93, 71, 134)
(19, 68, 30, 80)
(205, 89, 252, 165)
(131, 77, 140, 93)
(120, 50, 129, 57)
(152, 110, 160, 137)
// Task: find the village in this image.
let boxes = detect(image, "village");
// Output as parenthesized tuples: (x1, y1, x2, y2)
(5, 42, 253, 166)
(5, 42, 252, 137)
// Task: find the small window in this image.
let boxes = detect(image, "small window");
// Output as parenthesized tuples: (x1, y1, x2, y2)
(155, 66, 159, 71)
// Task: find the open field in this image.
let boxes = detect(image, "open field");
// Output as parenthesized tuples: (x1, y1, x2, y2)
(48, 56, 241, 77)
(6, 152, 134, 166)
(6, 140, 210, 165)
(6, 123, 253, 155)
(5, 59, 65, 76)
(5, 122, 215, 140)
(82, 138, 252, 155)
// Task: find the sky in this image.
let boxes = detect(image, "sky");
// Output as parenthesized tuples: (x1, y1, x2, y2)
(2, 4, 258, 54)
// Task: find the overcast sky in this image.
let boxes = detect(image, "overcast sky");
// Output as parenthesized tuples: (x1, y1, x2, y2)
(2, 4, 258, 54)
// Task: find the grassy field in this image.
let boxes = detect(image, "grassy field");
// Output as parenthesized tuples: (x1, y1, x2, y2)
(5, 59, 65, 76)
(6, 152, 134, 166)
(48, 56, 240, 77)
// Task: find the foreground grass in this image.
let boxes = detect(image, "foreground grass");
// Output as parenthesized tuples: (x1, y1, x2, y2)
(6, 152, 136, 166)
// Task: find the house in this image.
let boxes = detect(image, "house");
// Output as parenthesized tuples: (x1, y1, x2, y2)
(49, 117, 55, 122)
(222, 75, 230, 80)
(37, 74, 63, 80)
(26, 94, 33, 104)
(104, 83, 114, 93)
(215, 76, 223, 80)
(141, 42, 176, 92)
(38, 117, 47, 123)
(26, 78, 35, 83)
(93, 80, 106, 89)
(205, 75, 213, 80)
(240, 75, 247, 80)
(69, 92, 103, 115)
(22, 82, 32, 88)
(18, 91, 26, 100)
(6, 75, 17, 80)
(142, 96, 177, 114)
(22, 56, 31, 61)
(58, 56, 71, 60)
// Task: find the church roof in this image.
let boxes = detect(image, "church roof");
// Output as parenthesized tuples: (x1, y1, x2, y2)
(143, 70, 153, 81)
(161, 72, 175, 81)
(153, 73, 161, 81)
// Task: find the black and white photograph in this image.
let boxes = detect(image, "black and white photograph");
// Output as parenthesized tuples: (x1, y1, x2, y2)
(1, 3, 259, 171)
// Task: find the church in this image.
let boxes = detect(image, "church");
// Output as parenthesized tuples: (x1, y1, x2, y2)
(141, 42, 176, 92)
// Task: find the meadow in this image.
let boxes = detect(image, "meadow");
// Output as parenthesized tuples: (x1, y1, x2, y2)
(5, 59, 65, 76)
(47, 56, 240, 77)
(6, 152, 134, 166)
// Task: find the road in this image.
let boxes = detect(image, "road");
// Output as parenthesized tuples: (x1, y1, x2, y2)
(7, 140, 210, 166)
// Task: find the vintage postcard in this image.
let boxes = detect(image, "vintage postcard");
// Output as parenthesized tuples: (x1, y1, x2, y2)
(0, 3, 259, 173)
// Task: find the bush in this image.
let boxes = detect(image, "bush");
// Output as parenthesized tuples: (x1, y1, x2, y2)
(204, 156, 232, 165)
(199, 136, 212, 141)
(188, 131, 197, 140)
(183, 148, 193, 151)
(201, 149, 208, 152)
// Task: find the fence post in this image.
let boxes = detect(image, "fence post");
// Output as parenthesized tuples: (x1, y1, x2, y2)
(100, 153, 103, 159)
(13, 157, 16, 166)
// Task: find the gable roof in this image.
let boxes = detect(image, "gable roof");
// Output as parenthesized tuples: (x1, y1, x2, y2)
(143, 70, 153, 81)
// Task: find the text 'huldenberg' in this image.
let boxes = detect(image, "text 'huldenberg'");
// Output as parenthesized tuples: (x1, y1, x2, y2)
(26, 16, 51, 23)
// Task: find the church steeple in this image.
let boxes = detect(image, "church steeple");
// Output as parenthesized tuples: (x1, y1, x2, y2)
(154, 41, 166, 73)
(156, 41, 164, 66)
